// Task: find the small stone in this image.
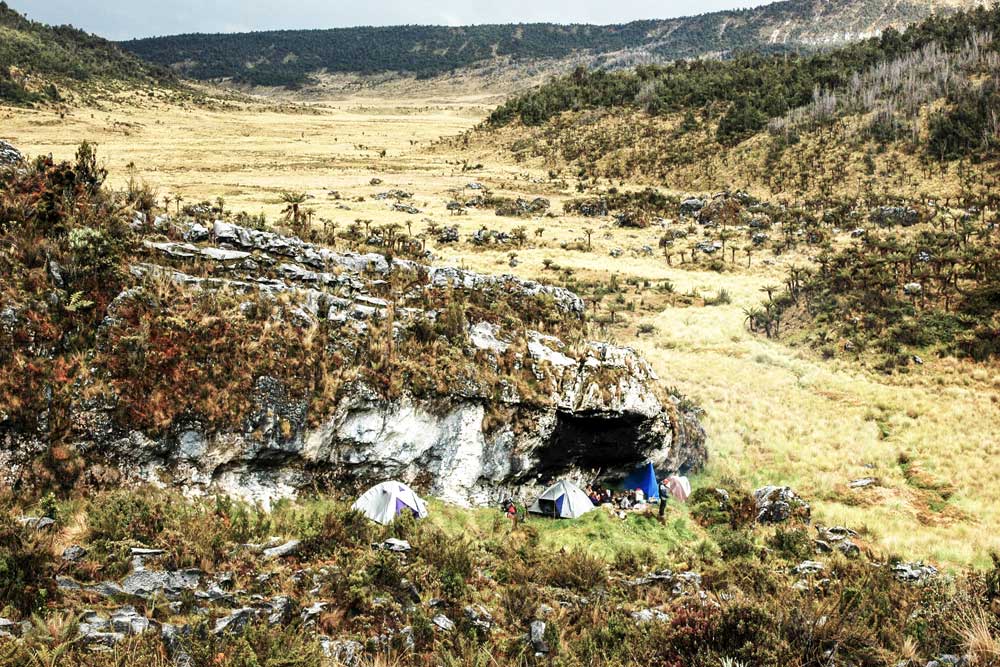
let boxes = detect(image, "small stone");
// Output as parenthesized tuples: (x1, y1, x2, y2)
(262, 540, 300, 559)
(793, 560, 824, 575)
(381, 538, 411, 552)
(62, 545, 87, 562)
(432, 614, 455, 632)
(301, 602, 327, 626)
(529, 620, 549, 654)
(213, 608, 257, 635)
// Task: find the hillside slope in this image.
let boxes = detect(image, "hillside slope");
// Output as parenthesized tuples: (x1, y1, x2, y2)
(121, 0, 983, 88)
(0, 1, 174, 103)
(479, 4, 1000, 190)
(467, 4, 1000, 367)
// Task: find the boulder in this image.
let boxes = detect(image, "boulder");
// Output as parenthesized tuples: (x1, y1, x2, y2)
(213, 608, 257, 635)
(262, 540, 300, 559)
(122, 569, 201, 599)
(754, 486, 810, 524)
(529, 620, 549, 654)
(0, 141, 23, 166)
(432, 614, 455, 632)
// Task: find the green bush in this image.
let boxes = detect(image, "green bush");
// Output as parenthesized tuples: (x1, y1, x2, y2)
(540, 548, 608, 591)
(0, 512, 55, 615)
(768, 527, 814, 561)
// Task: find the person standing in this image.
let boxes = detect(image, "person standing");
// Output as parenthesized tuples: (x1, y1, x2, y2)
(658, 478, 671, 518)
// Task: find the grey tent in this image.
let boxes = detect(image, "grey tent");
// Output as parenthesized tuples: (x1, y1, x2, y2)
(352, 481, 428, 525)
(528, 480, 595, 519)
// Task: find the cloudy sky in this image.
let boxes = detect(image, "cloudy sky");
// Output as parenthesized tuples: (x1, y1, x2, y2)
(8, 0, 766, 41)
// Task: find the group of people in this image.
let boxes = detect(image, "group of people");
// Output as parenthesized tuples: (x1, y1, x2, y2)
(585, 485, 646, 510)
(586, 475, 691, 518)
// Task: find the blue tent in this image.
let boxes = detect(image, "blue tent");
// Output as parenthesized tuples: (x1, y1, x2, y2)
(622, 462, 659, 501)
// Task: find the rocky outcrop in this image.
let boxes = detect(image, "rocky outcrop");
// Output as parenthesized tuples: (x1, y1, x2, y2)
(0, 220, 706, 506)
(0, 141, 22, 166)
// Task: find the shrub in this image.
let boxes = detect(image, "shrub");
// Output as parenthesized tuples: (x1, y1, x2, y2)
(715, 528, 757, 560)
(540, 548, 608, 591)
(768, 527, 814, 561)
(0, 512, 55, 616)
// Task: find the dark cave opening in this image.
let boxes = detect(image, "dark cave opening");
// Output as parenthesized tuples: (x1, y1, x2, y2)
(531, 410, 655, 480)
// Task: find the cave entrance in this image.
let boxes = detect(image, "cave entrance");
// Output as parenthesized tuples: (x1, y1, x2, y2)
(532, 410, 655, 480)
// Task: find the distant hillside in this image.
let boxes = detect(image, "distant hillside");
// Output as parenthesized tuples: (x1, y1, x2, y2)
(478, 4, 1000, 188)
(0, 1, 174, 103)
(121, 0, 982, 88)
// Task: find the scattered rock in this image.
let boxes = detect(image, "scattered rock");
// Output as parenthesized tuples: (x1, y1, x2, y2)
(529, 620, 549, 654)
(17, 516, 55, 530)
(463, 605, 493, 631)
(631, 608, 670, 624)
(62, 545, 88, 562)
(925, 655, 968, 667)
(381, 538, 411, 552)
(432, 614, 455, 632)
(871, 205, 920, 227)
(183, 223, 210, 242)
(0, 618, 21, 639)
(301, 601, 327, 626)
(754, 486, 810, 524)
(793, 560, 824, 575)
(679, 198, 705, 216)
(893, 562, 938, 583)
(213, 608, 257, 635)
(122, 569, 201, 599)
(0, 141, 23, 166)
(326, 638, 364, 666)
(263, 540, 301, 559)
(110, 605, 154, 635)
(265, 596, 296, 626)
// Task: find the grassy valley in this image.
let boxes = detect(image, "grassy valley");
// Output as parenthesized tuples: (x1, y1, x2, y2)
(1, 1, 1000, 665)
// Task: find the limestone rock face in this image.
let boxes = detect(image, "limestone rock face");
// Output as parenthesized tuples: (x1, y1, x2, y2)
(0, 221, 706, 506)
(0, 141, 23, 166)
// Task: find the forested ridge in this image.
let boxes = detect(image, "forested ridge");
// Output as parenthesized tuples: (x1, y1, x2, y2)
(489, 3, 1000, 157)
(121, 0, 971, 87)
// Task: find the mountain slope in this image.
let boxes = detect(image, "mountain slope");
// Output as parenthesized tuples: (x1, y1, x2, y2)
(480, 3, 1000, 180)
(0, 1, 174, 103)
(121, 0, 983, 88)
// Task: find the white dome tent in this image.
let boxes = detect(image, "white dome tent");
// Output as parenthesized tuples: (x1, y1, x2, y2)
(528, 480, 595, 519)
(352, 481, 429, 525)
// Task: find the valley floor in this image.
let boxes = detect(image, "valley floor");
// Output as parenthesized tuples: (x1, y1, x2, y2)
(3, 92, 998, 568)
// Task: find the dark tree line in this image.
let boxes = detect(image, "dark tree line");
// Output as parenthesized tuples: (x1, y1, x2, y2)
(122, 0, 960, 88)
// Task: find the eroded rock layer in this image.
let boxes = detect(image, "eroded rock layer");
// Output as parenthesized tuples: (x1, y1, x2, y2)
(1, 218, 706, 505)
